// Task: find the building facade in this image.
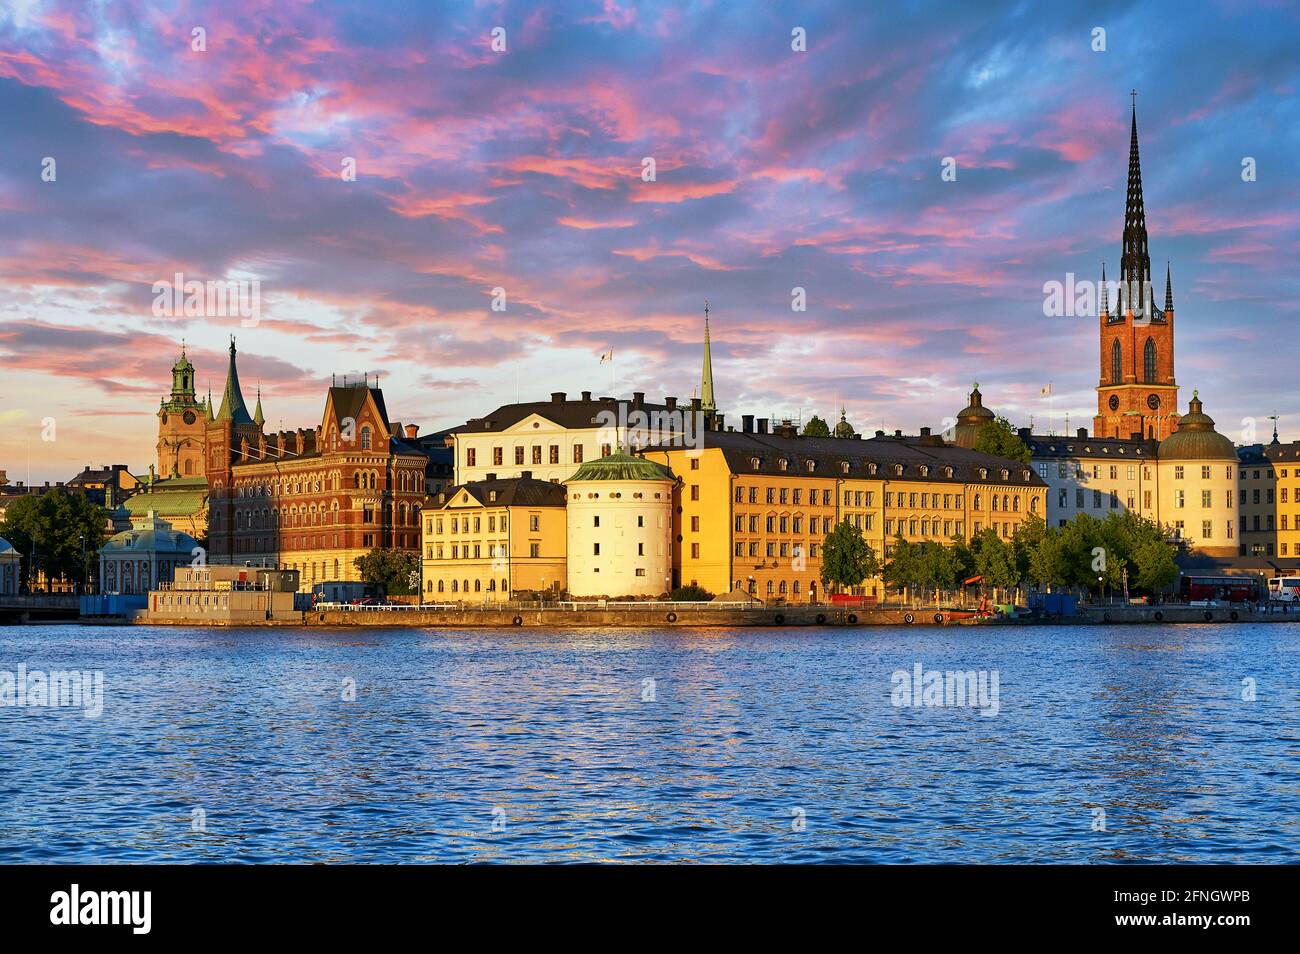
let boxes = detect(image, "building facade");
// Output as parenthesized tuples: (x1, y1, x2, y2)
(0, 537, 19, 595)
(643, 421, 1047, 603)
(1027, 428, 1161, 527)
(564, 450, 675, 598)
(98, 510, 200, 595)
(205, 341, 429, 591)
(421, 475, 567, 601)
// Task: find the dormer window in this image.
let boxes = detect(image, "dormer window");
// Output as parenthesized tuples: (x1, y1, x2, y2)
(893, 464, 904, 476)
(979, 467, 988, 479)
(778, 458, 788, 472)
(1000, 468, 1009, 481)
(919, 465, 929, 477)
(806, 460, 816, 472)
(867, 463, 877, 475)
(944, 466, 953, 478)
(750, 457, 761, 470)
(1021, 470, 1030, 481)
(840, 461, 850, 474)
(489, 491, 497, 502)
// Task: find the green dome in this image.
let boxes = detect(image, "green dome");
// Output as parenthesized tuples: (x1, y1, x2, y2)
(566, 449, 673, 483)
(102, 526, 198, 554)
(832, 409, 855, 439)
(1158, 392, 1236, 461)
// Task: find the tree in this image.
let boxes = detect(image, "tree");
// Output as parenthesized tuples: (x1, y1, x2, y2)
(915, 541, 962, 605)
(820, 520, 879, 593)
(0, 491, 107, 590)
(802, 415, 830, 437)
(882, 535, 920, 603)
(353, 548, 420, 595)
(670, 584, 714, 601)
(972, 415, 1031, 464)
(970, 528, 1020, 600)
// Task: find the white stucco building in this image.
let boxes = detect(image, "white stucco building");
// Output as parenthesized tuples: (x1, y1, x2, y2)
(1155, 392, 1238, 557)
(564, 450, 675, 598)
(99, 511, 200, 595)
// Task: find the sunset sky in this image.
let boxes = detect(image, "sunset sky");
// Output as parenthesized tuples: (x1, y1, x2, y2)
(1, 0, 1297, 483)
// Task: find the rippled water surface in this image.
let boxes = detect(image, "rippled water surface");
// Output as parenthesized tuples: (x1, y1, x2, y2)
(0, 623, 1296, 863)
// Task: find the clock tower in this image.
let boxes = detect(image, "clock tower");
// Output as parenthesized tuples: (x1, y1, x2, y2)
(1094, 96, 1179, 440)
(156, 343, 211, 478)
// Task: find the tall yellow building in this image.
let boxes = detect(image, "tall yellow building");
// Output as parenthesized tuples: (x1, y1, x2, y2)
(422, 474, 567, 601)
(643, 420, 1046, 604)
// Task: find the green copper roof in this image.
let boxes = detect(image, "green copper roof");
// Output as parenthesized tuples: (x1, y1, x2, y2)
(216, 339, 254, 424)
(124, 477, 208, 517)
(700, 302, 716, 414)
(1158, 391, 1235, 461)
(566, 450, 674, 483)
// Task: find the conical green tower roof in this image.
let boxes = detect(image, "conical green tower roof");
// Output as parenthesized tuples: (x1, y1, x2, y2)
(216, 338, 253, 424)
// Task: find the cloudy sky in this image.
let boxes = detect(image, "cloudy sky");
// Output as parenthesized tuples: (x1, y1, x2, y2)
(1, 0, 1297, 483)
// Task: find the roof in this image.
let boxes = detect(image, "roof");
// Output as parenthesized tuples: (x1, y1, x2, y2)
(567, 450, 674, 483)
(430, 476, 567, 510)
(644, 429, 1046, 487)
(0, 536, 18, 557)
(102, 525, 199, 554)
(326, 384, 388, 427)
(124, 477, 208, 516)
(1158, 392, 1236, 461)
(1025, 433, 1160, 459)
(451, 394, 678, 434)
(216, 340, 254, 424)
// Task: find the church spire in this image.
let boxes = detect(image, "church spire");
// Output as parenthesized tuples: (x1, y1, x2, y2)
(1164, 261, 1173, 313)
(215, 337, 253, 424)
(253, 385, 265, 428)
(1119, 91, 1152, 314)
(700, 300, 716, 414)
(1100, 261, 1108, 316)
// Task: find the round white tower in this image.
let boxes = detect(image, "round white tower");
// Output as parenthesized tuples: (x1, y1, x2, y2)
(564, 450, 675, 598)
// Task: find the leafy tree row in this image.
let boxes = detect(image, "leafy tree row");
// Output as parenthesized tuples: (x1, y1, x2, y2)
(0, 491, 108, 590)
(818, 511, 1178, 601)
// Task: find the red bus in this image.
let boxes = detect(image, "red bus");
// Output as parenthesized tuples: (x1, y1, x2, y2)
(1178, 575, 1259, 603)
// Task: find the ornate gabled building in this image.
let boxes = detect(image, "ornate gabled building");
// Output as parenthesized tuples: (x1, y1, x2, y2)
(205, 341, 429, 590)
(1095, 99, 1179, 441)
(157, 344, 211, 478)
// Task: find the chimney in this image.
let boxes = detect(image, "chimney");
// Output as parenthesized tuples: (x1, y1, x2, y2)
(742, 414, 754, 433)
(894, 429, 903, 438)
(1077, 427, 1088, 439)
(581, 390, 592, 401)
(1130, 431, 1143, 442)
(665, 396, 677, 411)
(633, 391, 645, 407)
(486, 473, 497, 481)
(1017, 427, 1031, 441)
(920, 427, 931, 438)
(404, 424, 419, 439)
(521, 470, 532, 480)
(551, 392, 566, 404)
(691, 397, 702, 412)
(714, 413, 725, 431)
(875, 430, 885, 438)
(757, 418, 769, 434)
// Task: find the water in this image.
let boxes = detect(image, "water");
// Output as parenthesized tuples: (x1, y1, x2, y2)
(0, 623, 1296, 863)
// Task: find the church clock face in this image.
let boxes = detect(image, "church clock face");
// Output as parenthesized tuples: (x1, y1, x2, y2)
(1146, 394, 1161, 410)
(1108, 395, 1120, 411)
(183, 410, 197, 425)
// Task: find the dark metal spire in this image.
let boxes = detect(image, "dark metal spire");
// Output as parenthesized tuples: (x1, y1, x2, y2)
(1164, 262, 1173, 312)
(1100, 261, 1108, 315)
(1119, 92, 1151, 311)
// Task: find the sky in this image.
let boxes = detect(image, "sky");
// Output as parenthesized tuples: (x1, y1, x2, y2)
(1, 0, 1297, 483)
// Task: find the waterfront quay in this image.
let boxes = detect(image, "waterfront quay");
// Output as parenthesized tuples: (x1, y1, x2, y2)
(119, 600, 1300, 628)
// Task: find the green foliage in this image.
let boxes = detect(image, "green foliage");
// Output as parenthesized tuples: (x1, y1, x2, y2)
(353, 548, 420, 595)
(670, 584, 714, 601)
(970, 528, 1020, 590)
(0, 491, 107, 588)
(801, 415, 830, 437)
(820, 520, 879, 590)
(972, 415, 1031, 465)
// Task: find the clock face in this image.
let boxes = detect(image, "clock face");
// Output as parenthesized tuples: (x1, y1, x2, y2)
(1108, 395, 1120, 411)
(183, 410, 197, 425)
(1147, 394, 1161, 410)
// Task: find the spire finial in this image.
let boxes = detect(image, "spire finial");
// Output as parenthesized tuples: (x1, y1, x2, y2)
(699, 300, 716, 414)
(1164, 261, 1173, 312)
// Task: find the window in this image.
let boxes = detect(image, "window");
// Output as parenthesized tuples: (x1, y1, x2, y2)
(1202, 520, 1212, 540)
(690, 458, 700, 470)
(532, 446, 542, 465)
(465, 446, 474, 466)
(529, 543, 539, 558)
(515, 447, 525, 465)
(1175, 465, 1184, 480)
(690, 485, 699, 501)
(493, 447, 503, 465)
(1143, 338, 1157, 384)
(593, 543, 600, 556)
(529, 515, 539, 532)
(1201, 490, 1212, 508)
(1111, 339, 1122, 384)
(361, 427, 373, 450)
(573, 445, 583, 464)
(549, 445, 559, 464)
(1201, 465, 1211, 480)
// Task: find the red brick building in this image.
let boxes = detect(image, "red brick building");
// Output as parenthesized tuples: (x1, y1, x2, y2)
(205, 339, 429, 590)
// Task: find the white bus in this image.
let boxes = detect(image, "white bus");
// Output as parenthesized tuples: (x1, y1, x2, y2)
(1267, 577, 1300, 602)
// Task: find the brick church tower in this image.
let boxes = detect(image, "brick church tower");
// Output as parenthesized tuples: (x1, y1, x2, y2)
(205, 338, 263, 561)
(1094, 96, 1179, 440)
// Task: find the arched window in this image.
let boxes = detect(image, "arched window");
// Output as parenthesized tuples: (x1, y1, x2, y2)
(1143, 338, 1157, 384)
(360, 426, 372, 450)
(1111, 339, 1122, 384)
